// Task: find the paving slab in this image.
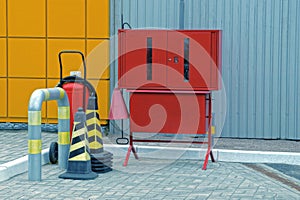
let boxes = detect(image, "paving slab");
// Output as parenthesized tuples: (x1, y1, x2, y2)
(0, 130, 57, 164)
(0, 130, 300, 199)
(0, 159, 299, 199)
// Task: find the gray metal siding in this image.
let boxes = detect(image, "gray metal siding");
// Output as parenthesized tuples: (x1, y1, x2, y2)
(110, 0, 300, 140)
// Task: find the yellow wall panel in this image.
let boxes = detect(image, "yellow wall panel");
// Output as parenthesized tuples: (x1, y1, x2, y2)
(87, 39, 110, 79)
(8, 79, 46, 118)
(8, 39, 46, 77)
(0, 38, 6, 77)
(2, 0, 110, 123)
(46, 79, 60, 119)
(48, 0, 85, 38)
(89, 80, 109, 120)
(0, 0, 6, 36)
(0, 78, 7, 117)
(47, 39, 85, 78)
(87, 0, 109, 38)
(8, 0, 45, 37)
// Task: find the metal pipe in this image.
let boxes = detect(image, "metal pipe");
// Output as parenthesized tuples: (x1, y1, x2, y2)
(109, 0, 118, 134)
(179, 0, 185, 29)
(28, 87, 70, 181)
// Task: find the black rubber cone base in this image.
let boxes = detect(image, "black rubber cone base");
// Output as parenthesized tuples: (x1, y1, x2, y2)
(92, 166, 112, 173)
(91, 151, 113, 160)
(91, 157, 113, 164)
(92, 161, 113, 168)
(59, 160, 98, 180)
(90, 151, 113, 174)
(59, 171, 98, 180)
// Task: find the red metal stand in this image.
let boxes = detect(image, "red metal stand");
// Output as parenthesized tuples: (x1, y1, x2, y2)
(123, 93, 215, 170)
(117, 30, 222, 170)
(202, 93, 215, 170)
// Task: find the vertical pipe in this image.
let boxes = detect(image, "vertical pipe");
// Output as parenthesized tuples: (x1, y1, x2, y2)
(109, 0, 118, 134)
(28, 111, 42, 181)
(57, 106, 70, 169)
(179, 0, 185, 29)
(109, 0, 115, 134)
(28, 88, 70, 181)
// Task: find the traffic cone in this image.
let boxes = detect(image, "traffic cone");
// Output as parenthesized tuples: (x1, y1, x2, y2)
(59, 107, 98, 180)
(86, 94, 113, 173)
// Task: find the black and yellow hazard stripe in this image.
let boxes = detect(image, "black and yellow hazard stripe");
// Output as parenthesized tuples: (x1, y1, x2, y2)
(84, 96, 113, 174)
(68, 121, 90, 161)
(59, 106, 98, 180)
(86, 109, 104, 153)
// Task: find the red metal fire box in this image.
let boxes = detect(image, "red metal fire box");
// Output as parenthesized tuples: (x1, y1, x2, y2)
(117, 29, 222, 170)
(118, 29, 222, 90)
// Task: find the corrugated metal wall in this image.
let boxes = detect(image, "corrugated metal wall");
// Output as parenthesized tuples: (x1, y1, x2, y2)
(110, 0, 300, 140)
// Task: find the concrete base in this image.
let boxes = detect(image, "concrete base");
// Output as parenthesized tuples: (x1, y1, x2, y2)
(0, 149, 49, 182)
(104, 144, 300, 166)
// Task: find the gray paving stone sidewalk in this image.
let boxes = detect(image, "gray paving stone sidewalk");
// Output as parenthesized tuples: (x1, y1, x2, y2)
(0, 130, 300, 199)
(0, 159, 299, 199)
(0, 130, 57, 164)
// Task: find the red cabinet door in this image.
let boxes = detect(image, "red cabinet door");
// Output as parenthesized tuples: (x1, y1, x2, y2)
(118, 30, 167, 89)
(167, 30, 213, 90)
(130, 92, 207, 134)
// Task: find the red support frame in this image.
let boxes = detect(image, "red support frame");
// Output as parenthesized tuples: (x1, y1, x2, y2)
(123, 92, 215, 170)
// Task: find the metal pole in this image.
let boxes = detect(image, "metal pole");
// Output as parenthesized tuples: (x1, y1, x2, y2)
(28, 87, 70, 181)
(109, 0, 117, 134)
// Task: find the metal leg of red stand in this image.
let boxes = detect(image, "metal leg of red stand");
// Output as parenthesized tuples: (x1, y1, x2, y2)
(210, 151, 215, 162)
(123, 145, 132, 166)
(123, 132, 139, 166)
(129, 132, 138, 159)
(202, 137, 214, 170)
(202, 93, 213, 170)
(202, 147, 210, 170)
(132, 146, 139, 160)
(208, 126, 215, 163)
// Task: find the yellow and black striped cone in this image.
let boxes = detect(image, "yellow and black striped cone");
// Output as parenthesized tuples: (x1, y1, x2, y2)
(86, 95, 113, 173)
(59, 107, 98, 180)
